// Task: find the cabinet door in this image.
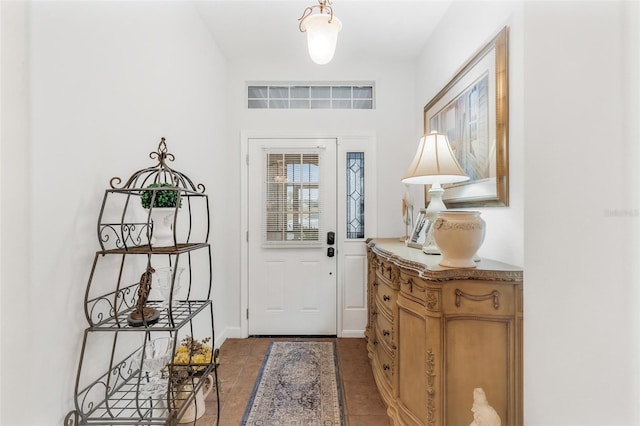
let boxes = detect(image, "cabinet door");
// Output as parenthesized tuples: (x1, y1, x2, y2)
(442, 281, 517, 426)
(397, 302, 428, 425)
(444, 317, 510, 425)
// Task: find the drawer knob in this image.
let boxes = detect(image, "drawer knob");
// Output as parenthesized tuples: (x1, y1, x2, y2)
(372, 281, 379, 287)
(373, 339, 379, 345)
(383, 364, 390, 371)
(383, 295, 391, 302)
(383, 329, 390, 337)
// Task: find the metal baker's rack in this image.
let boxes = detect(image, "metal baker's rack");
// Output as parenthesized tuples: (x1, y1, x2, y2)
(65, 139, 219, 425)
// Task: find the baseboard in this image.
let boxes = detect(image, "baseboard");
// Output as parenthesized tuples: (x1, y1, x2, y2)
(340, 329, 365, 338)
(214, 326, 243, 350)
(216, 327, 363, 346)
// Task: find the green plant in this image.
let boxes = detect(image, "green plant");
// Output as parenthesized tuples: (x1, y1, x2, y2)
(141, 183, 182, 209)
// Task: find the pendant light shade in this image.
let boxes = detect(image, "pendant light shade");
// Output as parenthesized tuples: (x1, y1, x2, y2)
(299, 0, 342, 65)
(301, 13, 342, 65)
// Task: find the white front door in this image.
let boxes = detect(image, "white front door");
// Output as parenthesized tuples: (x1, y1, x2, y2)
(248, 138, 337, 335)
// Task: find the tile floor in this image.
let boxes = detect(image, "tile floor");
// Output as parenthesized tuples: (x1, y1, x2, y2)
(196, 337, 391, 426)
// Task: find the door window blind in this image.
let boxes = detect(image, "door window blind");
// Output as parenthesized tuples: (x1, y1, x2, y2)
(264, 151, 321, 247)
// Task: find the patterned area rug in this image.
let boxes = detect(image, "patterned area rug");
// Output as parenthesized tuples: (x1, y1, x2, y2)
(241, 341, 344, 425)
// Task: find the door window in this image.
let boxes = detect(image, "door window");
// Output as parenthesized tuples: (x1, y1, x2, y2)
(264, 151, 321, 246)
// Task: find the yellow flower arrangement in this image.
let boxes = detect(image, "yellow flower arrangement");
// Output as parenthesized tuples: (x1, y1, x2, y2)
(172, 336, 212, 384)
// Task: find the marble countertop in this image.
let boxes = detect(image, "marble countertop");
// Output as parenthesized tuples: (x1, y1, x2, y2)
(368, 238, 523, 282)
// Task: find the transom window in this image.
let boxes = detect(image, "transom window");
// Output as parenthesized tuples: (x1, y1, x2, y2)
(248, 83, 374, 110)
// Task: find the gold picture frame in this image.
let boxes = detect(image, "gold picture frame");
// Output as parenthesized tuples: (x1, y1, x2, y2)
(424, 26, 509, 208)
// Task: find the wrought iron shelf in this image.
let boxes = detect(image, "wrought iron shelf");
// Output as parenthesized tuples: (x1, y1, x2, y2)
(70, 349, 216, 425)
(67, 140, 219, 426)
(88, 300, 211, 331)
(84, 246, 213, 328)
(97, 242, 209, 256)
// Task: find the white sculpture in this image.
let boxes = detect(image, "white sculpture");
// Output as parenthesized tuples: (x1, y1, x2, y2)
(470, 388, 501, 426)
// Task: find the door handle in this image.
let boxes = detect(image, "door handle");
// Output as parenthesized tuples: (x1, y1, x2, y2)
(327, 247, 335, 257)
(327, 231, 335, 245)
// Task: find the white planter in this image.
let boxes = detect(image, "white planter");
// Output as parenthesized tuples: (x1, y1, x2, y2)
(148, 207, 176, 247)
(177, 373, 214, 423)
(433, 211, 486, 268)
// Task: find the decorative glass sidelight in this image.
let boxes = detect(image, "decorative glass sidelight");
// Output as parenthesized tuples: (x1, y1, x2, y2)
(346, 152, 365, 239)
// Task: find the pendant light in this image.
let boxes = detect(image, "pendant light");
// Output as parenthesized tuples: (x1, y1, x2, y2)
(298, 0, 342, 65)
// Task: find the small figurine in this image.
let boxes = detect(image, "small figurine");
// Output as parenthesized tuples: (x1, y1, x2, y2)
(470, 388, 501, 426)
(127, 266, 160, 326)
(402, 184, 414, 243)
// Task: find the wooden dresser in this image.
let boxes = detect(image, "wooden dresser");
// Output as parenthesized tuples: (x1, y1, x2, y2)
(366, 238, 523, 426)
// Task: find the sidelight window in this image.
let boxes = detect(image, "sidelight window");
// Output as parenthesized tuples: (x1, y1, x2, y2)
(346, 152, 365, 239)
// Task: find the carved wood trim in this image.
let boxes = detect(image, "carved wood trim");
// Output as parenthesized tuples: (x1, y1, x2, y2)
(455, 288, 500, 309)
(367, 249, 377, 272)
(375, 260, 400, 286)
(400, 276, 412, 292)
(426, 349, 436, 426)
(389, 265, 400, 285)
(400, 276, 427, 293)
(426, 290, 439, 310)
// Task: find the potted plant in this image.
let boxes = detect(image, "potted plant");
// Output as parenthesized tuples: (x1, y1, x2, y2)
(172, 336, 216, 423)
(141, 182, 182, 209)
(141, 183, 182, 247)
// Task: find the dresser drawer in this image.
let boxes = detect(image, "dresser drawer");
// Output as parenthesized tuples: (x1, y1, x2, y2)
(398, 270, 428, 302)
(442, 281, 516, 315)
(375, 302, 396, 349)
(375, 279, 397, 313)
(374, 331, 394, 385)
(374, 257, 399, 289)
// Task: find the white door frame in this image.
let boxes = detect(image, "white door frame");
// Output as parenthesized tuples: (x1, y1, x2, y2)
(240, 131, 377, 338)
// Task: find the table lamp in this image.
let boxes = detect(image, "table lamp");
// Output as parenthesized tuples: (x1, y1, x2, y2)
(402, 131, 469, 254)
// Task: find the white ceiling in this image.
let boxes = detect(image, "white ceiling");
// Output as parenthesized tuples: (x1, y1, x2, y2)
(194, 1, 453, 63)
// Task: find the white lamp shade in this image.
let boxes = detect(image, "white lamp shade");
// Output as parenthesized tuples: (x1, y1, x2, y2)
(402, 132, 469, 185)
(301, 13, 342, 65)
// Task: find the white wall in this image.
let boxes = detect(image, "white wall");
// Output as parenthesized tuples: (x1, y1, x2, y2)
(523, 2, 639, 424)
(224, 56, 419, 332)
(1, 2, 228, 424)
(0, 1, 31, 422)
(416, 1, 525, 267)
(418, 1, 640, 424)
